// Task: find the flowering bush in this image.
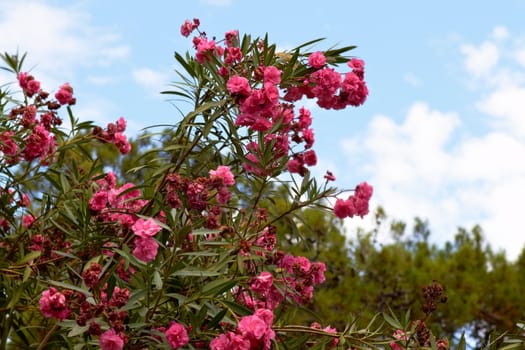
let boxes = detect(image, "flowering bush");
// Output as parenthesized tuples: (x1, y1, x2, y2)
(0, 19, 472, 350)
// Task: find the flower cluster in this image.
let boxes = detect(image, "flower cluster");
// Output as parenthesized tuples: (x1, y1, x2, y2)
(0, 18, 379, 350)
(92, 117, 132, 154)
(210, 308, 275, 350)
(164, 165, 236, 230)
(89, 171, 148, 227)
(334, 181, 374, 219)
(284, 53, 368, 109)
(131, 217, 161, 262)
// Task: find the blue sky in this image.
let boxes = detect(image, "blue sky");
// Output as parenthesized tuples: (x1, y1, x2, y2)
(2, 1, 525, 259)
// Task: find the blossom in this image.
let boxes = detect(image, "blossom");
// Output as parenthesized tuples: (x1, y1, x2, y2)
(55, 83, 74, 105)
(225, 29, 239, 47)
(22, 214, 34, 228)
(225, 47, 243, 64)
(18, 72, 41, 97)
(133, 237, 159, 262)
(227, 75, 251, 97)
(89, 191, 108, 211)
(286, 158, 303, 174)
(303, 149, 317, 166)
(308, 51, 326, 69)
(250, 271, 274, 294)
(333, 198, 355, 219)
(132, 217, 161, 238)
(209, 165, 235, 186)
(263, 66, 281, 84)
(180, 18, 199, 37)
(165, 322, 189, 349)
(82, 262, 102, 288)
(355, 181, 373, 200)
(237, 309, 275, 350)
(195, 38, 224, 64)
(348, 58, 365, 79)
(210, 331, 250, 350)
(113, 133, 131, 154)
(22, 123, 56, 161)
(324, 170, 336, 181)
(39, 287, 69, 320)
(99, 328, 124, 350)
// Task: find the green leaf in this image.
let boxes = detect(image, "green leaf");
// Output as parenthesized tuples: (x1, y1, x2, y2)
(171, 268, 220, 277)
(220, 300, 253, 317)
(16, 250, 41, 265)
(202, 278, 237, 296)
(47, 280, 92, 296)
(152, 269, 163, 290)
(68, 324, 89, 337)
(382, 312, 402, 330)
(456, 332, 467, 350)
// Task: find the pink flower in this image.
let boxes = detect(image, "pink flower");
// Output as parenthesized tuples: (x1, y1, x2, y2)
(99, 328, 124, 350)
(209, 165, 235, 186)
(0, 131, 18, 160)
(303, 149, 317, 166)
(133, 237, 159, 262)
(55, 83, 74, 105)
(132, 218, 161, 238)
(180, 18, 199, 37)
(217, 186, 232, 205)
(311, 261, 326, 284)
(250, 271, 274, 294)
(302, 128, 315, 148)
(324, 170, 336, 181)
(225, 47, 243, 64)
(18, 72, 41, 97)
(116, 117, 127, 132)
(263, 66, 281, 85)
(165, 322, 189, 349)
(180, 19, 194, 37)
(286, 158, 303, 174)
(89, 191, 108, 211)
(225, 29, 239, 47)
(348, 58, 365, 79)
(113, 133, 131, 154)
(39, 288, 69, 320)
(195, 38, 224, 64)
(333, 198, 355, 219)
(238, 309, 275, 350)
(22, 214, 34, 228)
(355, 181, 373, 200)
(227, 75, 251, 96)
(23, 123, 56, 161)
(238, 314, 267, 340)
(210, 331, 250, 350)
(308, 51, 326, 69)
(323, 325, 339, 348)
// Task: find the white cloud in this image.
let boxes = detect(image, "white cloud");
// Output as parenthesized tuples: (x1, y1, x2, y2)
(491, 26, 509, 41)
(460, 41, 499, 77)
(342, 100, 525, 260)
(0, 1, 129, 86)
(132, 67, 168, 96)
(477, 86, 525, 137)
(515, 48, 525, 68)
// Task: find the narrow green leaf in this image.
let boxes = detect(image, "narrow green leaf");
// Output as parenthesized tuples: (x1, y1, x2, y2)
(171, 268, 220, 277)
(16, 250, 41, 265)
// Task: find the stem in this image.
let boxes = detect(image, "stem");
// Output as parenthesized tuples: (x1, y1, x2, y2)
(37, 322, 58, 350)
(241, 177, 268, 238)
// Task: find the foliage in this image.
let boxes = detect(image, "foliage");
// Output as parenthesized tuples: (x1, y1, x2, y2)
(2, 18, 524, 350)
(277, 203, 525, 349)
(0, 20, 380, 350)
